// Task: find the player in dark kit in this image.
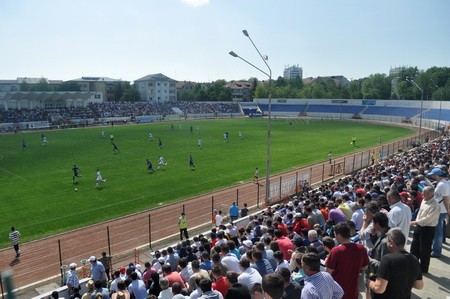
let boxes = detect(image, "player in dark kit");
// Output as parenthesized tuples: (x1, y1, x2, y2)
(147, 159, 155, 173)
(21, 139, 27, 150)
(158, 138, 163, 149)
(112, 141, 120, 152)
(72, 165, 80, 183)
(189, 154, 195, 169)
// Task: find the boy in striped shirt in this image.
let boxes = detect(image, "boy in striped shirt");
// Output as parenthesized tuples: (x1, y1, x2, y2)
(9, 227, 21, 258)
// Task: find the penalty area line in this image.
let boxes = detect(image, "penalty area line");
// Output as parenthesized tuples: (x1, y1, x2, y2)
(0, 167, 28, 181)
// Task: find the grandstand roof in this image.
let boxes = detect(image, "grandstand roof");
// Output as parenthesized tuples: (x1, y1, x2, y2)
(135, 73, 177, 82)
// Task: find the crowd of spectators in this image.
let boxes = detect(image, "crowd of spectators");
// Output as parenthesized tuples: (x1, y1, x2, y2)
(0, 101, 241, 127)
(59, 136, 448, 299)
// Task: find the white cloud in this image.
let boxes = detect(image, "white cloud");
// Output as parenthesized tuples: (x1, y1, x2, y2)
(180, 0, 209, 7)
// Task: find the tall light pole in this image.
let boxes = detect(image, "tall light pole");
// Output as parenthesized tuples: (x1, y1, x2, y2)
(230, 29, 272, 206)
(407, 78, 424, 143)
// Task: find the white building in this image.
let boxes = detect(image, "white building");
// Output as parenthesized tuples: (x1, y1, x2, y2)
(283, 65, 303, 80)
(134, 73, 177, 102)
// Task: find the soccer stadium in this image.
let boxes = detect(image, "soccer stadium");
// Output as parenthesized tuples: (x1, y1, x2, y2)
(1, 2, 449, 297)
(0, 95, 449, 298)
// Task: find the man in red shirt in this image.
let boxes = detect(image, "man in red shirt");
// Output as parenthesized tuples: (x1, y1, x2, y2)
(325, 222, 369, 299)
(274, 229, 295, 260)
(161, 264, 186, 288)
(211, 265, 229, 297)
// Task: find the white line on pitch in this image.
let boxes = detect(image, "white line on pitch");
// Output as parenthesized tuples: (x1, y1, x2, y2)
(0, 167, 28, 181)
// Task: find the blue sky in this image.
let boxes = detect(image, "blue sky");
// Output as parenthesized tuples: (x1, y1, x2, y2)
(0, 0, 449, 83)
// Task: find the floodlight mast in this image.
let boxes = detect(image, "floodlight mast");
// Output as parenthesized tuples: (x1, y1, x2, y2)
(406, 78, 424, 143)
(229, 30, 273, 206)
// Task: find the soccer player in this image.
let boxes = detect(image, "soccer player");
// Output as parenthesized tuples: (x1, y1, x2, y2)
(190, 126, 193, 134)
(158, 138, 163, 149)
(146, 159, 155, 173)
(42, 135, 48, 145)
(351, 136, 356, 147)
(100, 130, 105, 138)
(198, 137, 203, 149)
(224, 132, 229, 143)
(21, 139, 27, 150)
(110, 134, 114, 141)
(148, 132, 154, 140)
(158, 156, 167, 169)
(189, 154, 195, 169)
(239, 130, 244, 140)
(72, 165, 80, 183)
(96, 169, 106, 188)
(112, 141, 120, 152)
(328, 151, 332, 164)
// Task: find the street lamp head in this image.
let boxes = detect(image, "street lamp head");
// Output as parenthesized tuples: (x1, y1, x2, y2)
(229, 51, 238, 58)
(242, 30, 249, 37)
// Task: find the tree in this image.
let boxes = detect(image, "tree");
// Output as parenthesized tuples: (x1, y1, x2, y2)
(121, 85, 141, 102)
(112, 82, 124, 101)
(361, 74, 391, 99)
(34, 78, 50, 91)
(254, 83, 269, 98)
(274, 76, 287, 88)
(207, 79, 231, 101)
(348, 79, 363, 99)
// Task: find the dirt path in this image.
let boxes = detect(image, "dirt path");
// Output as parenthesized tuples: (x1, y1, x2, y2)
(0, 129, 432, 290)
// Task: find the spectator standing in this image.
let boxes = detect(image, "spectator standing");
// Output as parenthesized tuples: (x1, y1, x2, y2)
(325, 222, 369, 299)
(368, 228, 423, 298)
(98, 251, 111, 280)
(66, 263, 79, 295)
(241, 203, 249, 218)
(9, 226, 21, 258)
(410, 186, 441, 273)
(427, 168, 450, 258)
(89, 256, 107, 287)
(301, 252, 344, 299)
(229, 202, 239, 221)
(386, 190, 412, 239)
(215, 210, 224, 227)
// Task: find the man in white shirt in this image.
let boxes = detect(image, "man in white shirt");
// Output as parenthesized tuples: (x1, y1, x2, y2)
(237, 258, 262, 291)
(427, 168, 450, 257)
(387, 190, 411, 238)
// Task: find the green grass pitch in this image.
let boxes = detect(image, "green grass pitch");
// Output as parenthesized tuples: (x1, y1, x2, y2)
(0, 118, 413, 247)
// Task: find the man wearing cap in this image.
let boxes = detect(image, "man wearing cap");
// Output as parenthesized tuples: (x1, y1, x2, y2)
(66, 263, 79, 295)
(427, 167, 450, 258)
(89, 256, 107, 287)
